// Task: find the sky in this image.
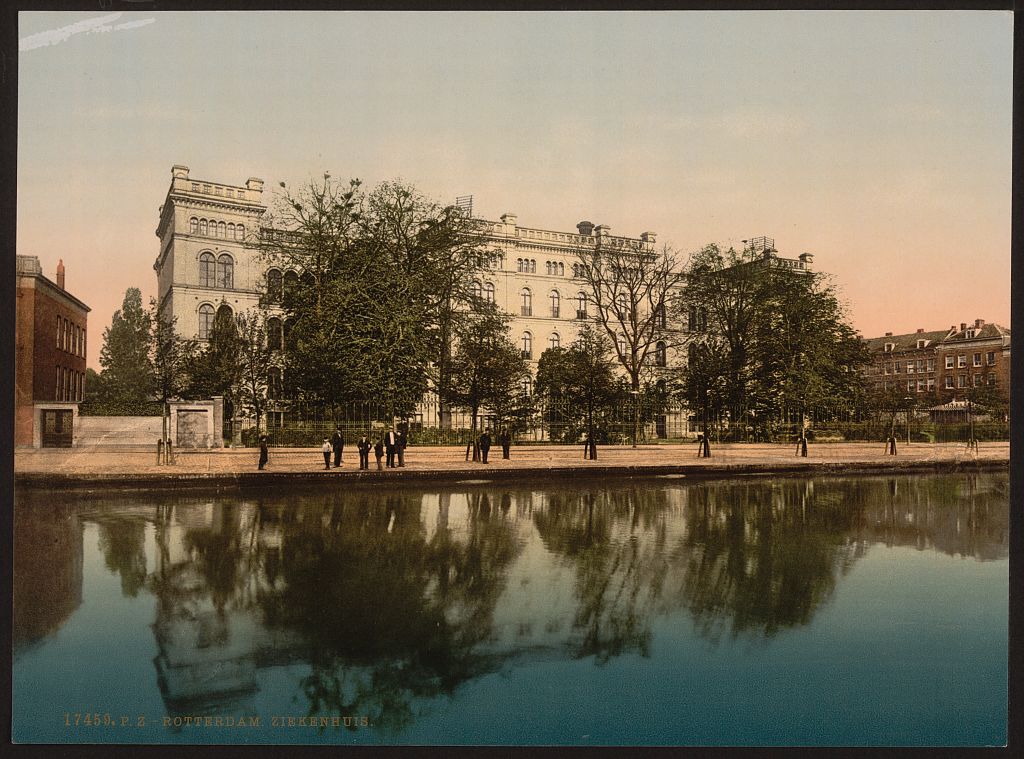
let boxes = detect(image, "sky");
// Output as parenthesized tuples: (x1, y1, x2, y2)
(17, 10, 1012, 371)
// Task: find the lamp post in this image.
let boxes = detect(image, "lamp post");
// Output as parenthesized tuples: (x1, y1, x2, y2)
(630, 389, 640, 448)
(903, 396, 912, 447)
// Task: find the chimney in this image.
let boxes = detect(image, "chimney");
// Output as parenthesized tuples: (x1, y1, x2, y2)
(594, 224, 611, 237)
(960, 323, 967, 332)
(641, 231, 657, 244)
(975, 318, 984, 328)
(171, 164, 189, 179)
(56, 259, 65, 290)
(501, 212, 518, 227)
(577, 221, 594, 236)
(884, 332, 892, 337)
(245, 177, 265, 194)
(916, 328, 924, 333)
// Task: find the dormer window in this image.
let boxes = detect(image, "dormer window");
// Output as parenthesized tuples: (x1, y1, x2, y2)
(884, 342, 896, 352)
(916, 339, 928, 349)
(965, 329, 975, 339)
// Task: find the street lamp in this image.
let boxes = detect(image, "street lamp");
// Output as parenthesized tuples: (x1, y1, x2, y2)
(903, 396, 913, 446)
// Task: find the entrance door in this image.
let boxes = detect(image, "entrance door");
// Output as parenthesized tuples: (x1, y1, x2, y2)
(41, 410, 73, 447)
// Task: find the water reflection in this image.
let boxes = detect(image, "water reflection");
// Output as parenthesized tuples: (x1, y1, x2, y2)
(13, 473, 1008, 736)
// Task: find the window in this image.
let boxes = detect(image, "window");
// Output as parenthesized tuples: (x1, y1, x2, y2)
(917, 339, 927, 349)
(520, 288, 532, 317)
(973, 374, 981, 387)
(656, 303, 667, 329)
(227, 223, 235, 239)
(987, 351, 996, 365)
(973, 353, 982, 367)
(199, 219, 208, 236)
(268, 367, 283, 399)
(484, 282, 495, 303)
(917, 380, 925, 392)
(958, 375, 967, 388)
(267, 317, 282, 350)
(56, 316, 61, 348)
(218, 221, 226, 238)
(577, 292, 588, 319)
(283, 318, 295, 350)
(520, 375, 533, 396)
(545, 262, 552, 276)
(988, 374, 996, 386)
(894, 361, 902, 373)
(965, 329, 975, 339)
(189, 217, 198, 234)
(266, 269, 283, 303)
(572, 263, 580, 278)
(906, 361, 914, 374)
(958, 355, 966, 368)
(283, 270, 299, 301)
(558, 262, 564, 276)
(617, 334, 627, 356)
(198, 304, 215, 340)
(550, 290, 560, 318)
(236, 224, 244, 240)
(64, 318, 70, 351)
(81, 330, 85, 358)
(530, 259, 536, 273)
(945, 375, 954, 389)
(944, 355, 953, 369)
(471, 280, 482, 300)
(655, 341, 667, 367)
(884, 342, 895, 352)
(549, 332, 560, 350)
(927, 378, 935, 391)
(926, 358, 934, 372)
(916, 359, 924, 372)
(517, 258, 524, 272)
(199, 252, 216, 286)
(55, 366, 60, 400)
(214, 253, 232, 284)
(521, 331, 532, 359)
(907, 380, 914, 392)
(883, 363, 890, 375)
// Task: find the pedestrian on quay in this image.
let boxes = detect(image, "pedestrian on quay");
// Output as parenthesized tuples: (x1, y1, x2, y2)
(397, 428, 408, 467)
(479, 428, 492, 464)
(331, 426, 345, 467)
(886, 433, 897, 456)
(796, 433, 808, 457)
(373, 437, 385, 470)
(321, 439, 332, 470)
(384, 427, 398, 468)
(258, 435, 269, 470)
(498, 428, 511, 459)
(357, 434, 371, 470)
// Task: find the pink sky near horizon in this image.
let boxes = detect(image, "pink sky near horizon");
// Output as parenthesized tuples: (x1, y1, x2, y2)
(17, 11, 1012, 370)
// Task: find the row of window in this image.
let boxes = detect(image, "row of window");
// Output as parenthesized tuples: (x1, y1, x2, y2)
(188, 217, 246, 240)
(884, 374, 998, 393)
(199, 252, 235, 289)
(265, 268, 314, 303)
(197, 303, 233, 340)
(515, 288, 593, 319)
(945, 352, 996, 369)
(882, 352, 997, 374)
(56, 316, 85, 357)
(55, 366, 84, 402)
(190, 183, 248, 201)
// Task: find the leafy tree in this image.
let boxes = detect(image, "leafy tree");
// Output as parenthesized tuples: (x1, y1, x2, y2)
(149, 299, 197, 454)
(234, 309, 275, 438)
(535, 324, 619, 457)
(573, 237, 686, 446)
(88, 288, 154, 414)
(186, 305, 243, 438)
(444, 303, 528, 461)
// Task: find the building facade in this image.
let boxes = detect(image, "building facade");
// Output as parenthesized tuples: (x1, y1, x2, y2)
(16, 255, 91, 447)
(862, 319, 1010, 403)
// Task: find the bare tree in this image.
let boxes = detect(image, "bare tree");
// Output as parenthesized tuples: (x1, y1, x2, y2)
(573, 235, 686, 446)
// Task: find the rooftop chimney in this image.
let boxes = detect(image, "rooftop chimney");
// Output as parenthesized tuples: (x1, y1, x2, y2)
(641, 231, 657, 244)
(594, 224, 611, 237)
(916, 328, 924, 333)
(960, 323, 967, 332)
(501, 212, 518, 227)
(885, 332, 892, 337)
(975, 318, 985, 328)
(577, 221, 594, 236)
(56, 259, 65, 290)
(245, 177, 264, 194)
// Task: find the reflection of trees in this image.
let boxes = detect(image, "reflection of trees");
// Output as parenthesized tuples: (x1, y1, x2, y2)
(97, 518, 148, 597)
(256, 489, 523, 734)
(533, 487, 673, 662)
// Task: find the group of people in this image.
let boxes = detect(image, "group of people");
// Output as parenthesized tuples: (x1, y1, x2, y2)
(318, 427, 408, 470)
(474, 428, 512, 463)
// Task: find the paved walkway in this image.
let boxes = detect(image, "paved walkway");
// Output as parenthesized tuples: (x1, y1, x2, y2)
(14, 441, 1009, 486)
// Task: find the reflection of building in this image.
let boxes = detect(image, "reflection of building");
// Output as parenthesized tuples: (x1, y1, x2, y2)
(15, 255, 91, 447)
(13, 502, 83, 649)
(862, 320, 1011, 401)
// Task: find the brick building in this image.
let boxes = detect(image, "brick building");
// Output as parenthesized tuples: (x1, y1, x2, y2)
(15, 255, 90, 447)
(862, 319, 1010, 406)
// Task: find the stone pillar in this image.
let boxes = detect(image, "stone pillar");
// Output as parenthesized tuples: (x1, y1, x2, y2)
(212, 396, 224, 448)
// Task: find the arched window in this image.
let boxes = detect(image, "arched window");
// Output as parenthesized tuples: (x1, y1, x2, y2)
(484, 282, 495, 303)
(545, 261, 552, 276)
(530, 259, 536, 273)
(198, 303, 215, 339)
(236, 224, 245, 240)
(520, 288, 532, 316)
(189, 217, 198, 234)
(199, 219, 208, 236)
(495, 253, 504, 270)
(471, 280, 482, 300)
(517, 258, 524, 273)
(558, 262, 564, 276)
(266, 269, 283, 303)
(217, 253, 234, 289)
(549, 290, 560, 318)
(576, 292, 588, 319)
(227, 223, 235, 239)
(218, 221, 226, 238)
(521, 375, 533, 396)
(199, 252, 216, 286)
(216, 303, 233, 327)
(521, 331, 532, 359)
(616, 333, 627, 355)
(549, 332, 560, 350)
(283, 318, 295, 349)
(656, 341, 667, 367)
(267, 317, 283, 350)
(283, 270, 299, 301)
(300, 271, 315, 291)
(656, 303, 667, 329)
(268, 367, 283, 399)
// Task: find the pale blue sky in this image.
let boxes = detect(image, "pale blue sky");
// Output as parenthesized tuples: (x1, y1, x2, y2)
(18, 11, 1012, 369)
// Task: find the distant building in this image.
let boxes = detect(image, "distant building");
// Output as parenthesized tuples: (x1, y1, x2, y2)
(862, 319, 1010, 403)
(15, 255, 90, 447)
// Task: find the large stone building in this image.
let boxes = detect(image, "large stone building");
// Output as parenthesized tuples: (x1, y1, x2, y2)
(15, 255, 91, 447)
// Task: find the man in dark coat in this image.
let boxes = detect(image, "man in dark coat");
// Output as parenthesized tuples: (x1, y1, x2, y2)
(331, 427, 345, 467)
(373, 437, 385, 470)
(479, 429, 492, 464)
(396, 429, 407, 467)
(498, 429, 511, 459)
(383, 428, 398, 468)
(258, 436, 269, 470)
(357, 434, 371, 470)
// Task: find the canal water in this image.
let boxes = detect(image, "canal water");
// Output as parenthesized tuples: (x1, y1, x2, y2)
(12, 473, 1008, 746)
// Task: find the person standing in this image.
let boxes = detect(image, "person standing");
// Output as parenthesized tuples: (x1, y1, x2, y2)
(373, 437, 385, 470)
(258, 435, 269, 470)
(498, 428, 511, 459)
(479, 428, 492, 464)
(331, 427, 345, 467)
(384, 427, 398, 468)
(396, 429, 407, 468)
(357, 434, 371, 470)
(321, 439, 332, 470)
